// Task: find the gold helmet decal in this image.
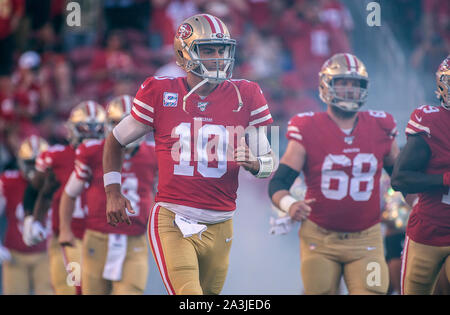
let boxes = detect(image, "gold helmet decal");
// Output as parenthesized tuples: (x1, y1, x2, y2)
(67, 100, 106, 145)
(174, 14, 236, 83)
(436, 55, 450, 110)
(319, 53, 369, 112)
(17, 135, 49, 180)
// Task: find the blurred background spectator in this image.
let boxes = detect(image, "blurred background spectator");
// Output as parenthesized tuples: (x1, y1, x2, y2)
(0, 0, 447, 170)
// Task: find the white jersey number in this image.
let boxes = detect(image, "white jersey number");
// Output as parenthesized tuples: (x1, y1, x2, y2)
(173, 123, 229, 178)
(321, 153, 378, 201)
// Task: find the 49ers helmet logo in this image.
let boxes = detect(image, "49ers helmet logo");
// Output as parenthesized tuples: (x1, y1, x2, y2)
(176, 23, 193, 40)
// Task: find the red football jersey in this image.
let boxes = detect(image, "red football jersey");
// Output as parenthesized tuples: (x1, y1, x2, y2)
(0, 170, 46, 253)
(286, 110, 397, 232)
(74, 139, 157, 235)
(131, 76, 273, 211)
(405, 105, 450, 246)
(35, 144, 86, 239)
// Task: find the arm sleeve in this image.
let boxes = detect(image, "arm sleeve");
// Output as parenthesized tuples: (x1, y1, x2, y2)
(246, 126, 271, 156)
(112, 115, 151, 147)
(64, 171, 85, 198)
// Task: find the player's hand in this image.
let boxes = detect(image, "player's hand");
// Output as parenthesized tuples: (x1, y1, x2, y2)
(288, 199, 315, 221)
(234, 138, 259, 175)
(58, 228, 75, 247)
(105, 188, 135, 227)
(23, 216, 47, 246)
(0, 245, 12, 264)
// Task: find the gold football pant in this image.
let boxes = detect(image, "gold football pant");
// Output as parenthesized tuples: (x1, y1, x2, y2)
(81, 229, 148, 295)
(2, 249, 52, 295)
(299, 219, 389, 295)
(48, 236, 83, 295)
(401, 236, 450, 295)
(148, 205, 233, 295)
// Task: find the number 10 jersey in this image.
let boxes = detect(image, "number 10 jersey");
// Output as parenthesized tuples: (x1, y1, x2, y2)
(131, 76, 273, 212)
(286, 111, 397, 232)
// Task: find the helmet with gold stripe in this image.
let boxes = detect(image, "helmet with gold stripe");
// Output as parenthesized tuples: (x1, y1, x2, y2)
(67, 100, 106, 145)
(174, 14, 236, 83)
(319, 53, 369, 112)
(436, 55, 450, 110)
(17, 135, 49, 180)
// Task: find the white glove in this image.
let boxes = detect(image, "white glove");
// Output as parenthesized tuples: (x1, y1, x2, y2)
(0, 244, 11, 264)
(269, 216, 294, 235)
(23, 216, 47, 246)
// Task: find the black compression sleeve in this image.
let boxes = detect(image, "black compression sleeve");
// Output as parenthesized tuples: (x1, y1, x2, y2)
(23, 183, 39, 216)
(268, 164, 300, 198)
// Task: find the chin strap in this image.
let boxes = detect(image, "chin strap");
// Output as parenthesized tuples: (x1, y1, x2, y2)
(183, 78, 209, 113)
(229, 80, 244, 112)
(183, 78, 244, 113)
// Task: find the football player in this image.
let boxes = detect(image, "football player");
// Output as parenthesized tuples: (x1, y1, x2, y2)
(269, 53, 400, 295)
(391, 55, 450, 295)
(102, 14, 276, 295)
(0, 135, 52, 294)
(22, 101, 106, 295)
(58, 95, 158, 295)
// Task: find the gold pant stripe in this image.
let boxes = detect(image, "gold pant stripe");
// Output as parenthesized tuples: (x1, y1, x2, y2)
(147, 204, 176, 295)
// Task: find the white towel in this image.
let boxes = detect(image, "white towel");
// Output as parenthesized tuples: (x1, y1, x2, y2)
(174, 214, 207, 239)
(102, 234, 127, 281)
(269, 216, 294, 235)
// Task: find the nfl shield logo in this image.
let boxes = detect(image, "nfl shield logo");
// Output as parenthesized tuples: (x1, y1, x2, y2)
(344, 136, 354, 145)
(163, 92, 178, 107)
(198, 102, 208, 112)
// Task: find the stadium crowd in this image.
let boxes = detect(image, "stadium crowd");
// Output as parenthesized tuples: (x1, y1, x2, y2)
(0, 0, 447, 172)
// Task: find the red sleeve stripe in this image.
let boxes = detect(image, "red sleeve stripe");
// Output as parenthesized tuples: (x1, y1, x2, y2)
(407, 119, 430, 135)
(132, 106, 154, 123)
(133, 98, 154, 113)
(250, 104, 269, 116)
(249, 113, 272, 126)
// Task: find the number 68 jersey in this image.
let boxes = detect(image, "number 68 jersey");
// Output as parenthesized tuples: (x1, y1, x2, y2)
(286, 111, 397, 232)
(131, 76, 273, 212)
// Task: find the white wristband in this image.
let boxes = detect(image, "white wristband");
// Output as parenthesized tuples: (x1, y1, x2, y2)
(103, 172, 122, 187)
(256, 155, 274, 178)
(279, 195, 297, 213)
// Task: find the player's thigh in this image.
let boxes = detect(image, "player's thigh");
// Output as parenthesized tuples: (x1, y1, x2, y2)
(343, 253, 389, 295)
(299, 222, 342, 295)
(81, 229, 110, 295)
(2, 251, 31, 295)
(31, 251, 53, 295)
(401, 236, 445, 295)
(148, 205, 202, 295)
(198, 219, 233, 295)
(48, 237, 77, 295)
(112, 234, 149, 295)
